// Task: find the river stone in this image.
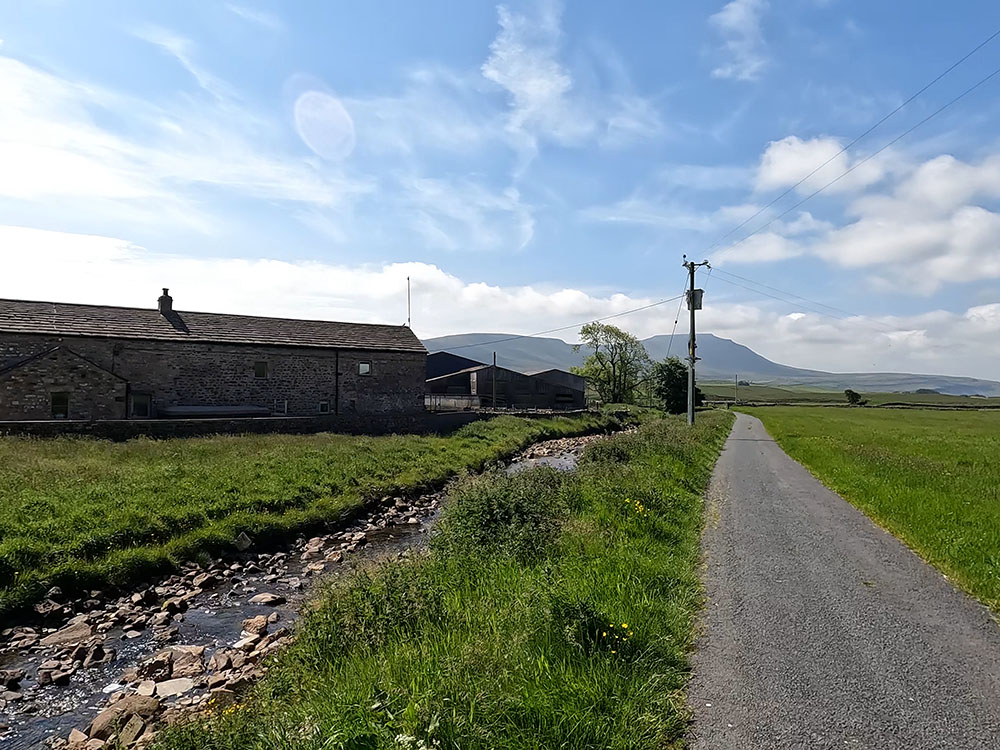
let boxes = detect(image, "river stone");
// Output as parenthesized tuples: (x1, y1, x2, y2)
(242, 616, 268, 635)
(154, 677, 194, 698)
(40, 620, 95, 647)
(165, 645, 205, 678)
(87, 695, 159, 740)
(136, 680, 156, 697)
(234, 532, 252, 551)
(68, 727, 88, 745)
(0, 670, 24, 690)
(249, 592, 285, 606)
(117, 715, 145, 746)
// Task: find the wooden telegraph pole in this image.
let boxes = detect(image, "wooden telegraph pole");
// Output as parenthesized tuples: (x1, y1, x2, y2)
(683, 255, 710, 425)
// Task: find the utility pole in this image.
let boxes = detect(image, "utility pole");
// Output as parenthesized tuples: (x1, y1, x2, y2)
(683, 255, 710, 425)
(492, 351, 497, 410)
(406, 276, 411, 328)
(735, 373, 739, 404)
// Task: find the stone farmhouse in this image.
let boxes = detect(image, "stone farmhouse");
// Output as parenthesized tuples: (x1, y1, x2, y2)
(0, 290, 426, 426)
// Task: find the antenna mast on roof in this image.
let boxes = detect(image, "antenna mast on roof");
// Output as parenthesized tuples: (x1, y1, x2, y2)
(406, 276, 411, 328)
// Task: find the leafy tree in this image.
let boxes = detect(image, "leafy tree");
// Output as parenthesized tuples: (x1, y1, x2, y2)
(652, 356, 703, 414)
(845, 389, 862, 405)
(571, 323, 651, 404)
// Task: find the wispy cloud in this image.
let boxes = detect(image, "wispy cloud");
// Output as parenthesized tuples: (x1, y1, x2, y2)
(481, 0, 663, 166)
(226, 4, 283, 31)
(709, 0, 769, 82)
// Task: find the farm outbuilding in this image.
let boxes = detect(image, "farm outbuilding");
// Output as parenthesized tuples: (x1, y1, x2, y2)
(425, 352, 585, 410)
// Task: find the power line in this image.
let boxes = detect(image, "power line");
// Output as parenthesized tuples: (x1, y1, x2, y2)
(712, 267, 882, 322)
(718, 62, 1000, 258)
(709, 273, 899, 335)
(702, 25, 1000, 255)
(440, 294, 686, 352)
(663, 280, 690, 358)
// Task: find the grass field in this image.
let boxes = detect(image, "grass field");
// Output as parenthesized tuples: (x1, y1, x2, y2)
(745, 407, 1000, 612)
(702, 383, 1000, 407)
(158, 411, 734, 750)
(0, 413, 624, 617)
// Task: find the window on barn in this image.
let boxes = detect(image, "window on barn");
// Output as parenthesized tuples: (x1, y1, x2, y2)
(358, 361, 372, 376)
(254, 361, 268, 378)
(51, 392, 70, 419)
(319, 400, 330, 414)
(131, 393, 151, 418)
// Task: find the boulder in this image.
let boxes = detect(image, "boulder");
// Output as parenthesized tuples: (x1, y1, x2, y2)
(0, 670, 24, 691)
(117, 715, 145, 746)
(248, 592, 285, 606)
(165, 645, 205, 678)
(154, 677, 194, 698)
(86, 695, 159, 740)
(241, 616, 268, 635)
(40, 621, 95, 647)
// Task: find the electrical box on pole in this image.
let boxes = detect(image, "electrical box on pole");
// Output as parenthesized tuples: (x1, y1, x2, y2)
(682, 255, 710, 425)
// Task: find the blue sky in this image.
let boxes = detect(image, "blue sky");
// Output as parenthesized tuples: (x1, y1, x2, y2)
(1, 0, 1000, 379)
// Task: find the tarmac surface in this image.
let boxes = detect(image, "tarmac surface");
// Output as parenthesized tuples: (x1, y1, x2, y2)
(689, 412, 1000, 749)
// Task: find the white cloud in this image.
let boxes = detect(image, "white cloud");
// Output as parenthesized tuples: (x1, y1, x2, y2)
(2, 224, 998, 379)
(709, 0, 768, 82)
(756, 135, 891, 194)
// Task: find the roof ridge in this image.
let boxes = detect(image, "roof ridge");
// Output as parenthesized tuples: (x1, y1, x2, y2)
(0, 297, 412, 330)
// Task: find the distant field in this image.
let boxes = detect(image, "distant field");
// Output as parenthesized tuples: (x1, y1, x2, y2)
(0, 413, 621, 616)
(703, 383, 1000, 407)
(745, 407, 1000, 611)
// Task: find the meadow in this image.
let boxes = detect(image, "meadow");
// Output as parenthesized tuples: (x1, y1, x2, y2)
(745, 407, 1000, 611)
(702, 383, 1000, 407)
(0, 412, 621, 617)
(159, 411, 734, 750)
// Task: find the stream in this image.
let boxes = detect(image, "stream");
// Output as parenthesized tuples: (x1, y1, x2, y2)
(0, 433, 602, 749)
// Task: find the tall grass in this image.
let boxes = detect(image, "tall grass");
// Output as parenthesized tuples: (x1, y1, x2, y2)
(746, 407, 1000, 612)
(0, 413, 622, 616)
(158, 411, 734, 750)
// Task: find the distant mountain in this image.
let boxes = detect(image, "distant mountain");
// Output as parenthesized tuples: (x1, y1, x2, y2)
(422, 332, 1000, 397)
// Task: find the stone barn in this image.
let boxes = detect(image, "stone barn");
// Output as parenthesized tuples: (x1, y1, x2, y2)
(0, 290, 427, 425)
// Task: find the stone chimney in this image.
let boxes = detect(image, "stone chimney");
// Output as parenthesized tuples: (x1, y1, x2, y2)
(158, 288, 173, 315)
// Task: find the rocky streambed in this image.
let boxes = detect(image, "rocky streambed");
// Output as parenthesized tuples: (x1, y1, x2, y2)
(0, 432, 605, 749)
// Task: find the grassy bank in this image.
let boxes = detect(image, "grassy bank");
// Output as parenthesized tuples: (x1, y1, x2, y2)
(0, 413, 622, 616)
(160, 411, 733, 750)
(745, 407, 1000, 611)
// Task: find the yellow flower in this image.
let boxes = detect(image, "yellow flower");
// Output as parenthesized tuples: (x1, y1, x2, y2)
(622, 623, 628, 628)
(602, 632, 607, 637)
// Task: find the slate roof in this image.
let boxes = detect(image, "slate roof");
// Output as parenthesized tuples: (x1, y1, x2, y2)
(0, 298, 427, 354)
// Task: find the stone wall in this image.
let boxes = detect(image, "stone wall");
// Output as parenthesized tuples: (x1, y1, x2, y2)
(0, 347, 127, 421)
(0, 334, 425, 421)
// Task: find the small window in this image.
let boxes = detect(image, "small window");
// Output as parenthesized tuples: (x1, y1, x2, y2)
(273, 399, 287, 415)
(131, 393, 151, 418)
(318, 400, 330, 414)
(254, 361, 268, 378)
(51, 392, 70, 419)
(358, 361, 372, 376)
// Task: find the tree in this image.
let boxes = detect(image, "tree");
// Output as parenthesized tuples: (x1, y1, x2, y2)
(652, 356, 703, 414)
(571, 322, 651, 405)
(844, 389, 862, 405)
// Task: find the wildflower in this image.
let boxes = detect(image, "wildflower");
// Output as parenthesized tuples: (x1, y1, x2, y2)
(622, 623, 628, 628)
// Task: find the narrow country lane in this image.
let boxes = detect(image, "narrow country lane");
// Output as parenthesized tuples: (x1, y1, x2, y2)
(689, 413, 1000, 749)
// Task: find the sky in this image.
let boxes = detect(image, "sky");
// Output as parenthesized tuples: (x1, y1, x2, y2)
(1, 1, 1000, 380)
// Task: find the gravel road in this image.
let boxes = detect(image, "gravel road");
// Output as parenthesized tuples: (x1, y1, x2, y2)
(689, 412, 1000, 749)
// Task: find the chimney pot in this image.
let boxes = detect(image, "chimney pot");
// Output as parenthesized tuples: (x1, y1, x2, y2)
(158, 288, 173, 316)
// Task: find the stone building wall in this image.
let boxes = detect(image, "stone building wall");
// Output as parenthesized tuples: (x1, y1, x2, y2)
(0, 334, 425, 420)
(0, 347, 127, 421)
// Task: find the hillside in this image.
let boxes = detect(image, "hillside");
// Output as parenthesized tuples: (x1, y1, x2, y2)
(422, 332, 1000, 396)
